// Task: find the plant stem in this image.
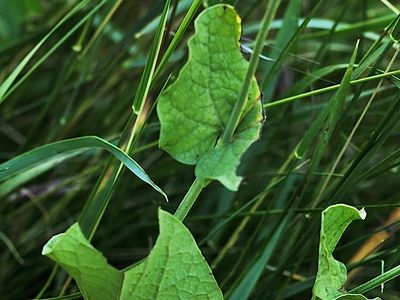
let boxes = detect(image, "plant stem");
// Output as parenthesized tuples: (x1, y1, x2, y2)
(174, 178, 205, 221)
(221, 0, 282, 144)
(349, 265, 400, 294)
(175, 0, 283, 222)
(174, 1, 283, 221)
(152, 0, 202, 84)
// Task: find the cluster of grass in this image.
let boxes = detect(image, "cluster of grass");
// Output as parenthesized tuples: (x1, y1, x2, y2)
(1, 0, 400, 299)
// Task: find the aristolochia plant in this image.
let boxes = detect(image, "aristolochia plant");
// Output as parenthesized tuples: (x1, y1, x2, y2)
(42, 4, 262, 299)
(39, 4, 400, 299)
(157, 4, 263, 191)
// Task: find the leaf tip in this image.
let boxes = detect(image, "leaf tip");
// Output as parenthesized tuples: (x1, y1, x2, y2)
(42, 233, 64, 256)
(358, 207, 367, 220)
(294, 150, 303, 160)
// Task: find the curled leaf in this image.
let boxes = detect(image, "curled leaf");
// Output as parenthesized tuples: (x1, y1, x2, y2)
(313, 204, 379, 300)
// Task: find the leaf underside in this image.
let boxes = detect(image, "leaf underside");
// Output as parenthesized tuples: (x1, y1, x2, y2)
(157, 4, 263, 191)
(43, 209, 222, 300)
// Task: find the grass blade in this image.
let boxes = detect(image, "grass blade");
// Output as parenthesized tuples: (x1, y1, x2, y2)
(0, 136, 167, 200)
(0, 0, 93, 103)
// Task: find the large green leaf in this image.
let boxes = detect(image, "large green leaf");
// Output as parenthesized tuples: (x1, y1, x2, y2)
(43, 209, 222, 300)
(42, 224, 122, 300)
(312, 204, 379, 300)
(157, 4, 263, 191)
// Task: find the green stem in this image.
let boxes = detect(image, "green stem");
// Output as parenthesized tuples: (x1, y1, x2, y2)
(266, 68, 400, 108)
(349, 265, 400, 294)
(152, 0, 202, 84)
(221, 0, 282, 144)
(174, 178, 205, 221)
(175, 1, 282, 220)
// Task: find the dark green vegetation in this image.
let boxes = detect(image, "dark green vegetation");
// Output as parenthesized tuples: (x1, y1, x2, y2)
(1, 0, 400, 299)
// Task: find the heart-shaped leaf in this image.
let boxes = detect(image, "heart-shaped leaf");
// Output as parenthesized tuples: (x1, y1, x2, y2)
(157, 4, 263, 191)
(43, 209, 222, 300)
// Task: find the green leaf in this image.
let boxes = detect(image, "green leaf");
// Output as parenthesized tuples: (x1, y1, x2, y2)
(389, 14, 400, 43)
(157, 4, 263, 191)
(43, 209, 223, 300)
(0, 136, 167, 201)
(312, 204, 379, 300)
(42, 224, 123, 300)
(0, 150, 84, 197)
(132, 0, 170, 113)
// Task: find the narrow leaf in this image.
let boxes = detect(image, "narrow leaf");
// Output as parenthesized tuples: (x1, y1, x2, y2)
(0, 0, 94, 103)
(229, 213, 291, 300)
(132, 0, 170, 113)
(0, 150, 83, 197)
(295, 41, 358, 159)
(0, 136, 167, 201)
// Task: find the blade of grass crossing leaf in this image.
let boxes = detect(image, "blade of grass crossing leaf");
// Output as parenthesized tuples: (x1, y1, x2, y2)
(158, 5, 263, 191)
(78, 0, 171, 240)
(221, 0, 283, 144)
(0, 136, 167, 200)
